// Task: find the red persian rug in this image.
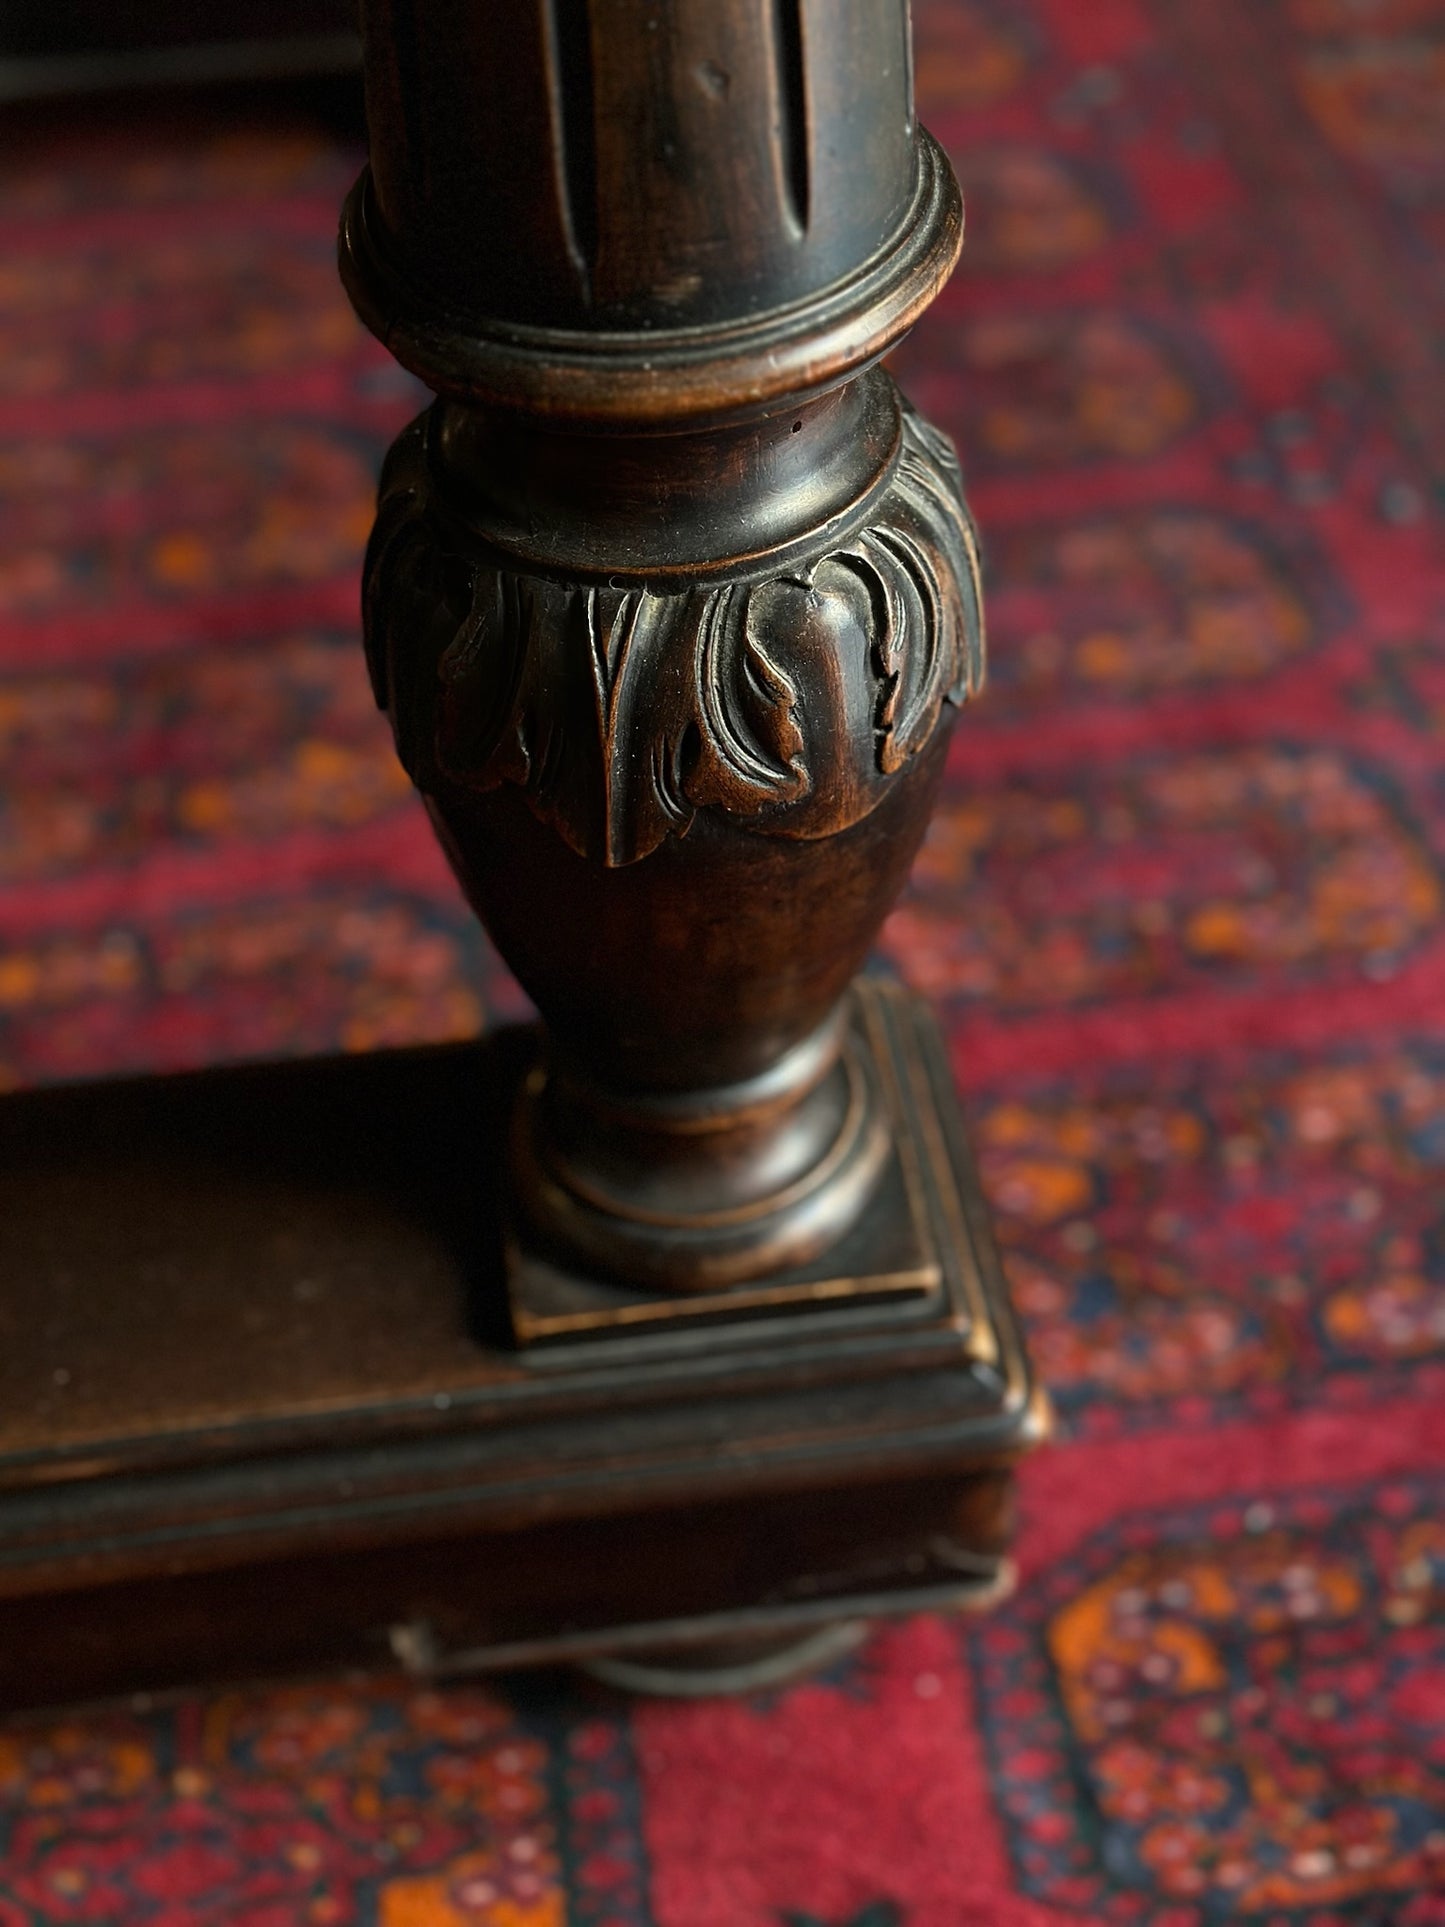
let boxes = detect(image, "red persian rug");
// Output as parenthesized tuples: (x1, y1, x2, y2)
(2, 0, 1444, 1921)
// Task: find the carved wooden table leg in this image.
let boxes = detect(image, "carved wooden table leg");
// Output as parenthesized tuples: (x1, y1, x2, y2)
(333, 0, 1044, 1678)
(345, 2, 999, 1317)
(0, 2, 1042, 1709)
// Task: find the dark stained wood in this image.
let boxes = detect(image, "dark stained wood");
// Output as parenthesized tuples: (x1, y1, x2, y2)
(0, 1473, 1020, 1715)
(344, 0, 986, 1297)
(0, 0, 1043, 1699)
(357, 0, 916, 331)
(0, 984, 1037, 1591)
(0, 989, 1041, 1708)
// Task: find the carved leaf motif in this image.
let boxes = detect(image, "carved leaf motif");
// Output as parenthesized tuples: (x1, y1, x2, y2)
(362, 397, 985, 867)
(362, 421, 473, 791)
(688, 583, 810, 816)
(860, 414, 986, 774)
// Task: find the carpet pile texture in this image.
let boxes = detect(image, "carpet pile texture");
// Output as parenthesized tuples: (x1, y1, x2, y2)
(1, 0, 1443, 1920)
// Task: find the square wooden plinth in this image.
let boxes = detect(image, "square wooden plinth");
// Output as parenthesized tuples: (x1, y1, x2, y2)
(0, 981, 1042, 1711)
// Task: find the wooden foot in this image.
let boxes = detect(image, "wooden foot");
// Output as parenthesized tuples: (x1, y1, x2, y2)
(0, 984, 1042, 1712)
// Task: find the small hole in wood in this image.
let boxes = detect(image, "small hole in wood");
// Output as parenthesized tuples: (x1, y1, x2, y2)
(791, 420, 803, 433)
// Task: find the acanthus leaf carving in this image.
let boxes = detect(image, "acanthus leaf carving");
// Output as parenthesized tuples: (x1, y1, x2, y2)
(363, 398, 985, 867)
(690, 582, 811, 816)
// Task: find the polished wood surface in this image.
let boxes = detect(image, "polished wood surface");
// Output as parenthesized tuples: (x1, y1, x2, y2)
(341, 0, 986, 1300)
(354, 0, 921, 332)
(0, 985, 1034, 1591)
(0, 988, 1039, 1709)
(0, 0, 1040, 1701)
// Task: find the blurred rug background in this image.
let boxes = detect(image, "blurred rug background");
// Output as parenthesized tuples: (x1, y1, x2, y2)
(2, 0, 1444, 1921)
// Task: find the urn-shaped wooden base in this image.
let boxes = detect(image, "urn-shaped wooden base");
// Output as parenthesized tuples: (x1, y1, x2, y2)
(507, 979, 983, 1346)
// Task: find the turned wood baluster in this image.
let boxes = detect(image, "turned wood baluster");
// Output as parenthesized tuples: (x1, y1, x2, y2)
(341, 0, 984, 1297)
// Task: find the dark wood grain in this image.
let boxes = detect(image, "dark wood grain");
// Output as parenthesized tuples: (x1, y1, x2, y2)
(0, 988, 1041, 1708)
(344, 0, 987, 1298)
(357, 0, 916, 332)
(0, 0, 1042, 1701)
